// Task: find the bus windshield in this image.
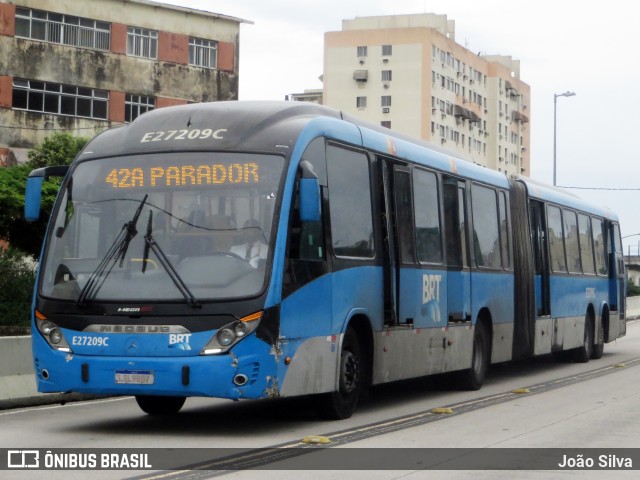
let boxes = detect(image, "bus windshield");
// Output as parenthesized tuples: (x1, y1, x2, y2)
(40, 152, 285, 303)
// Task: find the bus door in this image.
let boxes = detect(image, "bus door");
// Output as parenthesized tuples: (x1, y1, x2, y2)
(391, 165, 417, 325)
(530, 200, 551, 317)
(608, 222, 626, 337)
(443, 178, 471, 324)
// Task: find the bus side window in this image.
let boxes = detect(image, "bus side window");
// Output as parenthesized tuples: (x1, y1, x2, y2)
(547, 205, 567, 273)
(578, 213, 595, 275)
(413, 169, 442, 264)
(326, 144, 374, 258)
(471, 183, 501, 269)
(592, 218, 607, 276)
(563, 209, 581, 274)
(498, 190, 510, 269)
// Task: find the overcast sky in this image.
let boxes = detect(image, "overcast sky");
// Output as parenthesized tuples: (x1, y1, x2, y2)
(160, 0, 640, 252)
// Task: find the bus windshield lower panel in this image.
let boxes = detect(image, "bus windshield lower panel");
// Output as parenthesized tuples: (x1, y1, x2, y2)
(40, 152, 284, 303)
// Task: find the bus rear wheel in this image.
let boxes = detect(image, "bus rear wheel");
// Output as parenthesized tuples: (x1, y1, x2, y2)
(315, 328, 362, 420)
(458, 322, 489, 391)
(574, 314, 594, 363)
(135, 395, 186, 415)
(591, 318, 604, 360)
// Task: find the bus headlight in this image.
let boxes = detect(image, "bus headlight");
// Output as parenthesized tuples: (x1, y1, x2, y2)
(217, 328, 235, 347)
(35, 310, 72, 352)
(201, 311, 262, 355)
(49, 329, 63, 345)
(234, 322, 248, 338)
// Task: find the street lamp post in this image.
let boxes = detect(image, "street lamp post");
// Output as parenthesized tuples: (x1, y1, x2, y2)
(553, 91, 576, 186)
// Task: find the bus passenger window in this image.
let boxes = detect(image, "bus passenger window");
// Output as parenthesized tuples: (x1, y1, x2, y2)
(498, 191, 510, 268)
(413, 169, 442, 263)
(471, 184, 501, 269)
(564, 210, 581, 274)
(578, 214, 595, 274)
(327, 145, 374, 258)
(592, 218, 607, 275)
(547, 205, 567, 273)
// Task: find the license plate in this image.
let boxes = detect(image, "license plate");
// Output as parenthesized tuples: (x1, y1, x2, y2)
(115, 369, 154, 385)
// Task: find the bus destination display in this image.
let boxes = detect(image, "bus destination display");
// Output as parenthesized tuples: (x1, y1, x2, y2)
(104, 162, 260, 189)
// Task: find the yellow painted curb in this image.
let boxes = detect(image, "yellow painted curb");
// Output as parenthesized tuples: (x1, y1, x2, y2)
(512, 388, 530, 394)
(302, 436, 331, 445)
(431, 407, 454, 414)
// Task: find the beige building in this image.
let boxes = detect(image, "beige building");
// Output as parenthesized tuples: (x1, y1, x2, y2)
(324, 14, 530, 177)
(0, 0, 249, 162)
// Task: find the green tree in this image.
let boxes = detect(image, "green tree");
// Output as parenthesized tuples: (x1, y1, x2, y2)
(0, 132, 88, 258)
(26, 132, 88, 169)
(0, 246, 37, 328)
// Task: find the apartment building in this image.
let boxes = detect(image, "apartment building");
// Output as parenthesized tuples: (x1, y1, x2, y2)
(0, 0, 249, 162)
(324, 14, 530, 177)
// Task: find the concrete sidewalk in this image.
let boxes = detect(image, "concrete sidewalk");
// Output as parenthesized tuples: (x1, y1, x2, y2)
(2, 297, 640, 409)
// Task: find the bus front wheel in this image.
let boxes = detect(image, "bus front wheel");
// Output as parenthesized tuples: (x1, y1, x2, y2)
(315, 328, 362, 420)
(135, 395, 186, 415)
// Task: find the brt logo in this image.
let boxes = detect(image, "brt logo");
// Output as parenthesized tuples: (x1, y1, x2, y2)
(422, 274, 442, 304)
(169, 334, 191, 345)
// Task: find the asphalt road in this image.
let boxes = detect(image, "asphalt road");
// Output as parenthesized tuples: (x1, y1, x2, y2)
(2, 319, 640, 480)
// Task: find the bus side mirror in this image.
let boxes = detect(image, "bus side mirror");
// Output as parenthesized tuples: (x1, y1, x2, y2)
(24, 176, 44, 222)
(24, 166, 69, 222)
(299, 178, 321, 223)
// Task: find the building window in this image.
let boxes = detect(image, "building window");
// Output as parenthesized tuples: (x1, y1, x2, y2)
(382, 70, 392, 82)
(125, 94, 155, 123)
(189, 37, 218, 69)
(382, 44, 392, 56)
(357, 46, 368, 57)
(127, 27, 158, 59)
(356, 96, 367, 108)
(381, 121, 391, 129)
(15, 7, 110, 51)
(381, 96, 391, 107)
(12, 78, 108, 120)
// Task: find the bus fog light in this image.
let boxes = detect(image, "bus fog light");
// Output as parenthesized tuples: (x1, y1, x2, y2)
(217, 329, 235, 347)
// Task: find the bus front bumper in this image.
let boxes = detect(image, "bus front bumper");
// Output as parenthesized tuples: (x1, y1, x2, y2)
(32, 334, 277, 400)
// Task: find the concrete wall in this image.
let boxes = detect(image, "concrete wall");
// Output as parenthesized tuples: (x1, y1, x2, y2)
(0, 335, 96, 409)
(0, 336, 39, 408)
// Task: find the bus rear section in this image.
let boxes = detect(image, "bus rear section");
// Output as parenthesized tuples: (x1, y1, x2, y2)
(519, 178, 625, 361)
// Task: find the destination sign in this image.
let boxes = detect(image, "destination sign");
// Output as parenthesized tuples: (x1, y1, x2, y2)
(104, 163, 260, 188)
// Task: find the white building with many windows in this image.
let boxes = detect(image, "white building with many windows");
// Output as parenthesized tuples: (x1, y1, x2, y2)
(323, 14, 530, 177)
(0, 0, 250, 162)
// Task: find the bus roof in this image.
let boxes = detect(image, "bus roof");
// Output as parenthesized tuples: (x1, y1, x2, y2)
(517, 176, 618, 221)
(81, 101, 625, 207)
(83, 101, 510, 187)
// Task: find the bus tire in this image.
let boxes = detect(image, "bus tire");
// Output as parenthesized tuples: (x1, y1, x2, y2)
(315, 328, 362, 420)
(574, 314, 594, 363)
(135, 395, 185, 415)
(458, 322, 489, 391)
(591, 318, 604, 360)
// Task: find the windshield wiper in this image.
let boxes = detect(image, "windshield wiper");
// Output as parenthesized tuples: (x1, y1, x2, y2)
(77, 194, 148, 306)
(141, 211, 200, 308)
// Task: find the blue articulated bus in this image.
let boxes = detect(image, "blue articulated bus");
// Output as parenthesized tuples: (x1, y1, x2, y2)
(24, 101, 626, 418)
